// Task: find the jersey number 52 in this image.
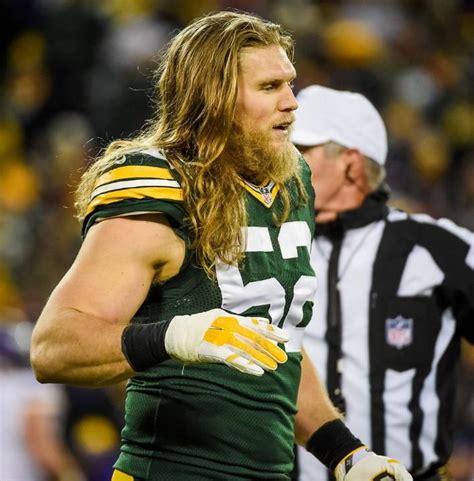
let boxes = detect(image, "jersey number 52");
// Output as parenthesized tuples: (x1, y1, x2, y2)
(216, 222, 316, 352)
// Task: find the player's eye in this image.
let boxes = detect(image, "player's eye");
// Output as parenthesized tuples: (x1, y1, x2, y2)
(263, 84, 276, 91)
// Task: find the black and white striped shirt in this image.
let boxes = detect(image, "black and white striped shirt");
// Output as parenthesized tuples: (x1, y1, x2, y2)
(298, 194, 474, 480)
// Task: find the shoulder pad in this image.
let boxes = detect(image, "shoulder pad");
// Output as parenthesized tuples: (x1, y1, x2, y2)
(85, 149, 183, 217)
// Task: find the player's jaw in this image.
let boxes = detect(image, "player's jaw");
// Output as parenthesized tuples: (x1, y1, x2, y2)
(223, 121, 299, 185)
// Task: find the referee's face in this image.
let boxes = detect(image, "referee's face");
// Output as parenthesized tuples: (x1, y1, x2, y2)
(301, 144, 369, 222)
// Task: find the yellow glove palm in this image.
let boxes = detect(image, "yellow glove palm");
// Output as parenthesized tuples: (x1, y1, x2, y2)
(165, 308, 289, 375)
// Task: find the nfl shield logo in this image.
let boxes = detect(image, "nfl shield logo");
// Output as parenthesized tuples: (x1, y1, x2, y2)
(386, 316, 413, 349)
(262, 190, 273, 205)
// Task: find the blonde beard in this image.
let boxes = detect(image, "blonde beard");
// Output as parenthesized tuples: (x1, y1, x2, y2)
(222, 124, 300, 185)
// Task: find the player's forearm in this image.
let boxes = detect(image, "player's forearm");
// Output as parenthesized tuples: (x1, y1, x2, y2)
(31, 307, 134, 387)
(294, 398, 340, 446)
(294, 350, 341, 446)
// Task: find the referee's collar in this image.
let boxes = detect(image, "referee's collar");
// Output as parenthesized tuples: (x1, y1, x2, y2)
(315, 187, 389, 237)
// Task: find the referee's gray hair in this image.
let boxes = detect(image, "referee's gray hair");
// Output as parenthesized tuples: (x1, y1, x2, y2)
(323, 141, 386, 191)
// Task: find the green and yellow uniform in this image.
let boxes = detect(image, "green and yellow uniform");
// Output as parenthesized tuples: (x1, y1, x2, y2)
(83, 148, 317, 481)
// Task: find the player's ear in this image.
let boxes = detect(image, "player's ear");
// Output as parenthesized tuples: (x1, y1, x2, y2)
(343, 149, 370, 195)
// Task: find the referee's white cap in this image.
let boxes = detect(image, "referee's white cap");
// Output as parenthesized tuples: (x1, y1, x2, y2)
(291, 85, 388, 165)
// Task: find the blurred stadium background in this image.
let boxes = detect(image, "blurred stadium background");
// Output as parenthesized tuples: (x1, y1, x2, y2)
(0, 1, 472, 480)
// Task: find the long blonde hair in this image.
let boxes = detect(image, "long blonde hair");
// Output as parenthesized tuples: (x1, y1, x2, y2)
(75, 11, 306, 276)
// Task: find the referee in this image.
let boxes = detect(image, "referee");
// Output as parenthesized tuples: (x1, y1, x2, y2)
(291, 86, 474, 481)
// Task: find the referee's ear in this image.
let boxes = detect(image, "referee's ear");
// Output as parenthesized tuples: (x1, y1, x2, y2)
(342, 148, 371, 196)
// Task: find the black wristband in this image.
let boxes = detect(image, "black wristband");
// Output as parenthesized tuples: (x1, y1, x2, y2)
(121, 320, 172, 371)
(306, 419, 364, 471)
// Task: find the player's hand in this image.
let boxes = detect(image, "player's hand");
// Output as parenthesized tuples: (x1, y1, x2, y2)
(335, 447, 413, 481)
(164, 308, 289, 375)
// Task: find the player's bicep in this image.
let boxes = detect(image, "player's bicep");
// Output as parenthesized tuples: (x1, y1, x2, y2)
(46, 214, 183, 325)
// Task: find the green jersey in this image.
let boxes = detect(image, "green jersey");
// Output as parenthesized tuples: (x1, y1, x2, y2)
(83, 149, 316, 480)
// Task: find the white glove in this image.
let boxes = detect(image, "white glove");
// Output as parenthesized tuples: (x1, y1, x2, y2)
(165, 308, 289, 375)
(335, 447, 413, 481)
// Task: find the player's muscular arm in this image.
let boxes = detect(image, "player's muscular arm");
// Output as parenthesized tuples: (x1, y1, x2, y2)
(31, 214, 184, 387)
(294, 349, 341, 446)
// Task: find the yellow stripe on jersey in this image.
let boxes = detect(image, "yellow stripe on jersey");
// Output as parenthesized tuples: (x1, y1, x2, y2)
(239, 180, 281, 208)
(94, 165, 174, 189)
(270, 183, 281, 197)
(86, 186, 183, 216)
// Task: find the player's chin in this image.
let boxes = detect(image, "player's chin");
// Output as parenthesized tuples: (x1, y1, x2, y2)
(269, 132, 293, 151)
(271, 127, 291, 141)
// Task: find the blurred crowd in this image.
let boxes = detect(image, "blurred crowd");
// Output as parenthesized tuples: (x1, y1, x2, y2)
(0, 1, 472, 480)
